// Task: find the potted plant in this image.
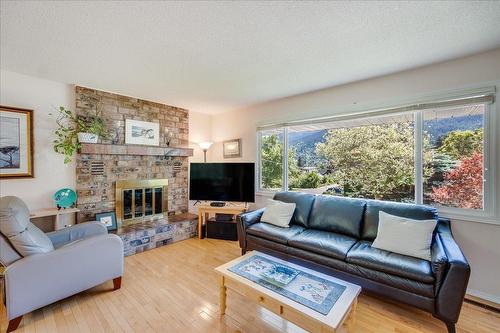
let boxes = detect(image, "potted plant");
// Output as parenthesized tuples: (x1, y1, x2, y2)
(52, 106, 109, 163)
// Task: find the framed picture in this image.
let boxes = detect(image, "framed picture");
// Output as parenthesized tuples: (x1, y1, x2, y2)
(0, 106, 34, 178)
(95, 211, 118, 231)
(125, 119, 160, 146)
(223, 139, 241, 158)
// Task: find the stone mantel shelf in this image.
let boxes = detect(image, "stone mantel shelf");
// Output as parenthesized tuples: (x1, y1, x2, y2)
(80, 143, 194, 157)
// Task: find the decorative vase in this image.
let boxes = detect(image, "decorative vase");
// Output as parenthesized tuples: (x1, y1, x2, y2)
(77, 132, 99, 143)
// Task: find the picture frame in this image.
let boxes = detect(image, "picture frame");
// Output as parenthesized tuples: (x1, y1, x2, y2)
(223, 138, 241, 158)
(95, 211, 118, 231)
(0, 106, 34, 178)
(125, 119, 160, 146)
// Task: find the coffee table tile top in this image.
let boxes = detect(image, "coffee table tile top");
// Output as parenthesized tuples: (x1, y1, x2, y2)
(216, 251, 361, 331)
(228, 254, 346, 315)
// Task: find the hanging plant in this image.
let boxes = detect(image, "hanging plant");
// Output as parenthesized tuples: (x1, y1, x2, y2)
(52, 106, 109, 164)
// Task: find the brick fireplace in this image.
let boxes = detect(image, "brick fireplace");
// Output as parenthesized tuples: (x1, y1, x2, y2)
(75, 86, 193, 224)
(74, 87, 198, 255)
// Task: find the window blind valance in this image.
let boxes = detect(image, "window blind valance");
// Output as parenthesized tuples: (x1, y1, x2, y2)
(257, 87, 495, 131)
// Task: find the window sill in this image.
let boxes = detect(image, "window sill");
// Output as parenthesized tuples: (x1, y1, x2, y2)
(256, 190, 276, 198)
(439, 211, 499, 225)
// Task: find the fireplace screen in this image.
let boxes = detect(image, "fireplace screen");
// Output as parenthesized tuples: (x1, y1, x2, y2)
(115, 179, 168, 225)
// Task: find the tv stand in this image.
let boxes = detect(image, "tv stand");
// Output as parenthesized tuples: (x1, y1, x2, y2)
(197, 204, 248, 239)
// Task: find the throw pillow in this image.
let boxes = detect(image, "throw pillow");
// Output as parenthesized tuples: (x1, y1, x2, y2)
(371, 211, 437, 261)
(261, 199, 296, 228)
(0, 196, 54, 256)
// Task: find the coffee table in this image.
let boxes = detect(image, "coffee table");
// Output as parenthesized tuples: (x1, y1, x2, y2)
(215, 251, 361, 333)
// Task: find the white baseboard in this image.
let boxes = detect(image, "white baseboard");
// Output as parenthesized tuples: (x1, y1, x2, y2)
(466, 289, 500, 307)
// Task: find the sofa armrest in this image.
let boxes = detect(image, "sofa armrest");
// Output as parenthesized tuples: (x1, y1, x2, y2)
(431, 233, 448, 294)
(46, 221, 107, 248)
(236, 208, 265, 251)
(434, 218, 470, 324)
(5, 233, 123, 320)
(239, 208, 265, 228)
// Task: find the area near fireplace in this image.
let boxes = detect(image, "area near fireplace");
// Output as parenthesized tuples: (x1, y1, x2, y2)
(74, 86, 197, 255)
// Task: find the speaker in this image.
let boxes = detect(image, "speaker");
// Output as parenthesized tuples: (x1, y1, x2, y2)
(206, 218, 238, 241)
(210, 202, 226, 207)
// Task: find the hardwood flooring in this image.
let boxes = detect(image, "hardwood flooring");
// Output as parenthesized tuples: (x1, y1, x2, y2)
(1, 238, 499, 333)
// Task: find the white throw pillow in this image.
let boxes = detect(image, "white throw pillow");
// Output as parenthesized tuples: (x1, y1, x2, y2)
(371, 211, 437, 261)
(261, 199, 296, 228)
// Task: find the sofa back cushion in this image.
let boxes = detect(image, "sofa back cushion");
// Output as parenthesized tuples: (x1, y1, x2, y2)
(273, 191, 315, 227)
(362, 200, 438, 241)
(308, 195, 366, 238)
(0, 196, 54, 256)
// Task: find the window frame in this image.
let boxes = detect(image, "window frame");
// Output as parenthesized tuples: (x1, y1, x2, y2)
(256, 101, 497, 224)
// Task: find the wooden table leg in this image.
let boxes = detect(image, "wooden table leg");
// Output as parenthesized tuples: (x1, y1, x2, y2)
(346, 297, 357, 332)
(198, 211, 203, 239)
(220, 276, 227, 316)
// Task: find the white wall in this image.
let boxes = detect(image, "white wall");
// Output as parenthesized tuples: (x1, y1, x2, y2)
(0, 70, 75, 210)
(188, 110, 213, 213)
(210, 48, 500, 303)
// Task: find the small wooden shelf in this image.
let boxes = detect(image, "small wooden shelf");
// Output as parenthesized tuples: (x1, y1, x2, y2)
(30, 207, 80, 231)
(80, 143, 193, 157)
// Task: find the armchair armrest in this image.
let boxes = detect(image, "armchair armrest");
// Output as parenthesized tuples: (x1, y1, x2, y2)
(434, 218, 470, 324)
(5, 233, 123, 320)
(47, 221, 107, 248)
(236, 208, 265, 251)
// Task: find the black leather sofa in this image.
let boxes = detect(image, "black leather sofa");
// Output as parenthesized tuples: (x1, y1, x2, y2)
(237, 192, 470, 333)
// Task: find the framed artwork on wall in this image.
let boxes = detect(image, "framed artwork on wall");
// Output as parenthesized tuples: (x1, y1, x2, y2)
(95, 211, 118, 231)
(125, 119, 160, 146)
(223, 138, 242, 158)
(0, 106, 34, 178)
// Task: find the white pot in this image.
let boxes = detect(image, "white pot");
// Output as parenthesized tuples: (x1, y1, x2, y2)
(77, 132, 99, 143)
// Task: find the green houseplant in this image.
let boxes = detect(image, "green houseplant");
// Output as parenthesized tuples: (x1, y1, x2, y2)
(52, 106, 109, 163)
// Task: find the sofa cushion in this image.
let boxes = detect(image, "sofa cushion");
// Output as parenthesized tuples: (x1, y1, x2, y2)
(288, 229, 357, 260)
(362, 200, 438, 241)
(0, 196, 54, 256)
(273, 192, 316, 227)
(347, 241, 434, 283)
(246, 223, 305, 244)
(307, 195, 366, 238)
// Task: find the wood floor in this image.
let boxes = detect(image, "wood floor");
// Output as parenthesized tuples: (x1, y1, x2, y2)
(1, 238, 499, 333)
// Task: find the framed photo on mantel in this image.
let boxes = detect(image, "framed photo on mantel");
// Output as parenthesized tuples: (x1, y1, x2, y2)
(0, 106, 34, 178)
(125, 119, 160, 146)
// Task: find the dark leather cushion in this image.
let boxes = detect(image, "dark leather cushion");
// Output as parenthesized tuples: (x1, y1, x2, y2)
(307, 195, 366, 238)
(247, 234, 434, 298)
(347, 241, 434, 284)
(288, 229, 357, 260)
(273, 191, 316, 227)
(246, 223, 305, 244)
(362, 200, 438, 241)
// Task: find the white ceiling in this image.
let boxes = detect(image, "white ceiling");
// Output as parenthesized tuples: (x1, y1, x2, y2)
(2, 1, 500, 115)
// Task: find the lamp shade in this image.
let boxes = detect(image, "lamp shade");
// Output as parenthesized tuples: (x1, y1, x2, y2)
(198, 141, 213, 151)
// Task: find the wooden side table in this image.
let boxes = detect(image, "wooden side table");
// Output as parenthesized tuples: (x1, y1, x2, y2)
(30, 207, 80, 231)
(196, 204, 247, 239)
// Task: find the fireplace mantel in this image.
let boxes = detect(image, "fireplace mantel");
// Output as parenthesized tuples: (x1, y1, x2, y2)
(80, 143, 194, 157)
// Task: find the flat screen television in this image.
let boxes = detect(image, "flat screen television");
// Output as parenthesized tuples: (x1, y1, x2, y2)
(189, 163, 255, 202)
